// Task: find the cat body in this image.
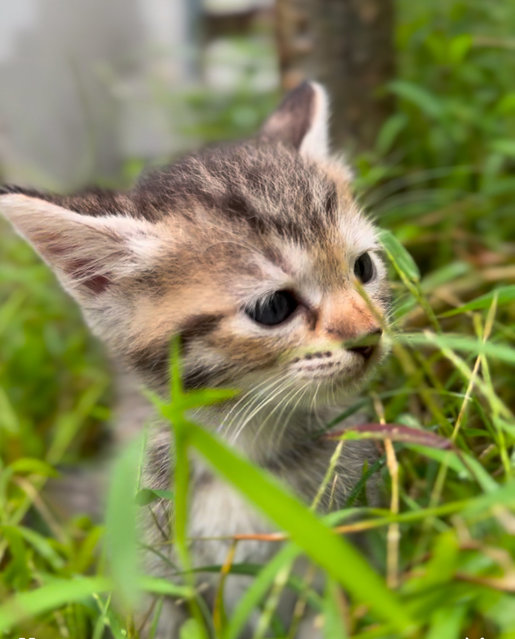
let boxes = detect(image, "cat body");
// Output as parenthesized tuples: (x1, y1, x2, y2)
(1, 83, 389, 637)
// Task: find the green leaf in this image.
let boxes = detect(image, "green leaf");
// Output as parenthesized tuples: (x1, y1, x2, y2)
(440, 285, 515, 316)
(0, 526, 30, 590)
(153, 342, 415, 633)
(398, 332, 515, 366)
(323, 578, 349, 639)
(406, 445, 470, 479)
(8, 457, 59, 477)
(490, 139, 515, 158)
(140, 576, 192, 598)
(405, 446, 497, 493)
(496, 92, 515, 114)
(462, 480, 515, 515)
(0, 386, 19, 434)
(448, 34, 472, 64)
(423, 532, 459, 587)
(135, 488, 174, 505)
(426, 605, 467, 639)
(404, 443, 497, 492)
(105, 436, 143, 605)
(420, 261, 470, 293)
(0, 577, 111, 633)
(224, 544, 300, 639)
(389, 80, 445, 119)
(4, 525, 66, 571)
(379, 229, 420, 282)
(376, 113, 408, 154)
(145, 386, 238, 419)
(180, 618, 207, 639)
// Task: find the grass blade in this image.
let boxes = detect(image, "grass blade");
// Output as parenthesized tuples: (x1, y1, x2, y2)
(105, 436, 143, 606)
(0, 577, 111, 633)
(439, 285, 515, 317)
(379, 229, 420, 282)
(399, 331, 515, 366)
(223, 544, 300, 639)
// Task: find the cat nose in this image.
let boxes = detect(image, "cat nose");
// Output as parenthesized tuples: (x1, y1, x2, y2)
(346, 328, 382, 360)
(318, 291, 383, 350)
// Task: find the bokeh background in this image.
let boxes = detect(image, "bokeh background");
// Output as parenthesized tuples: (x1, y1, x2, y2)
(0, 1, 514, 638)
(0, 0, 276, 189)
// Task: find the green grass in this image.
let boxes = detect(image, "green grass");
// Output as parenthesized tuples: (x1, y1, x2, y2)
(1, 1, 515, 637)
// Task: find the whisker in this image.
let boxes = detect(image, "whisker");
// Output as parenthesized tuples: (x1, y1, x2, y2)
(220, 372, 284, 439)
(248, 377, 299, 449)
(228, 374, 288, 445)
(236, 376, 293, 447)
(219, 373, 281, 435)
(271, 380, 311, 451)
(279, 382, 312, 446)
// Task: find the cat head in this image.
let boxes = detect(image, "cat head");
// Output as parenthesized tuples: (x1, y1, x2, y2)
(0, 83, 389, 416)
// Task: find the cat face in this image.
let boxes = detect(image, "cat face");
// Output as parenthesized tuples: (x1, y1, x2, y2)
(0, 83, 389, 413)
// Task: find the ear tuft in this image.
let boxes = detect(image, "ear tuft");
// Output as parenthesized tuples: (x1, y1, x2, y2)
(260, 81, 331, 159)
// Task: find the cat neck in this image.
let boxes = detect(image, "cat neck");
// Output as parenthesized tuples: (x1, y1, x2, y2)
(193, 402, 336, 468)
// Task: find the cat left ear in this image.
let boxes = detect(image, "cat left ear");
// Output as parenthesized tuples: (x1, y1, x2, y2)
(0, 192, 160, 303)
(259, 81, 330, 160)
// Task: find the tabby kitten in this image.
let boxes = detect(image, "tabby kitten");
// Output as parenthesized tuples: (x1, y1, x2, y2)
(1, 82, 389, 637)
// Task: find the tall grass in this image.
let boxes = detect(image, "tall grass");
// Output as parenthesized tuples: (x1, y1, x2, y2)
(1, 1, 514, 637)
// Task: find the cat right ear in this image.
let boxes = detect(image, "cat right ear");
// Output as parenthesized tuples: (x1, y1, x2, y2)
(0, 191, 161, 304)
(259, 81, 330, 160)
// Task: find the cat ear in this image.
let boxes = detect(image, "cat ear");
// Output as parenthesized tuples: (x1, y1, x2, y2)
(0, 192, 160, 303)
(260, 81, 330, 159)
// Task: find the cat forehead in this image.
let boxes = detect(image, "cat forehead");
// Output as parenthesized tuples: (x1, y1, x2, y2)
(133, 142, 353, 244)
(132, 142, 376, 286)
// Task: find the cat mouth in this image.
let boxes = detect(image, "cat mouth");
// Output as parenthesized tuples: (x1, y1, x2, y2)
(289, 339, 382, 381)
(291, 355, 368, 383)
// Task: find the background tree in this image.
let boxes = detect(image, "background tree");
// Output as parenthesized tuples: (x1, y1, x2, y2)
(275, 0, 395, 151)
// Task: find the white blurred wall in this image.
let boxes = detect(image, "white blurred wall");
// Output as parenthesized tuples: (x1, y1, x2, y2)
(0, 0, 197, 189)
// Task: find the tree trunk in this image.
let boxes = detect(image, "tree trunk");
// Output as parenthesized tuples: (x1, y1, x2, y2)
(275, 0, 395, 152)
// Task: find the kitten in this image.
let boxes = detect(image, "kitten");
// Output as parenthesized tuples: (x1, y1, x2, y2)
(0, 82, 389, 637)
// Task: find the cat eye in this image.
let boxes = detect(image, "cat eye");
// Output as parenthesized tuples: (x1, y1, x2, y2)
(245, 290, 299, 326)
(353, 252, 375, 284)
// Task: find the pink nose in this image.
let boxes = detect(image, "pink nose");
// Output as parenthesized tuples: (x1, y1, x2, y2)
(318, 290, 383, 347)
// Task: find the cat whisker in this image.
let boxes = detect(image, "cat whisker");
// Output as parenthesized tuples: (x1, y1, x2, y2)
(225, 373, 287, 445)
(219, 372, 282, 435)
(309, 379, 322, 416)
(269, 380, 311, 452)
(274, 381, 312, 453)
(246, 377, 300, 449)
(233, 376, 293, 447)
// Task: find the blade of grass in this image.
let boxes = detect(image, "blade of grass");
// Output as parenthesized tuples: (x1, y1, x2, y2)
(0, 577, 111, 633)
(322, 578, 349, 639)
(439, 284, 515, 317)
(398, 331, 515, 366)
(105, 436, 143, 606)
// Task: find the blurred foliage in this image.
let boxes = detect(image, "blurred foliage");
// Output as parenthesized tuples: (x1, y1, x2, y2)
(1, 1, 515, 638)
(357, 0, 515, 260)
(0, 230, 111, 462)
